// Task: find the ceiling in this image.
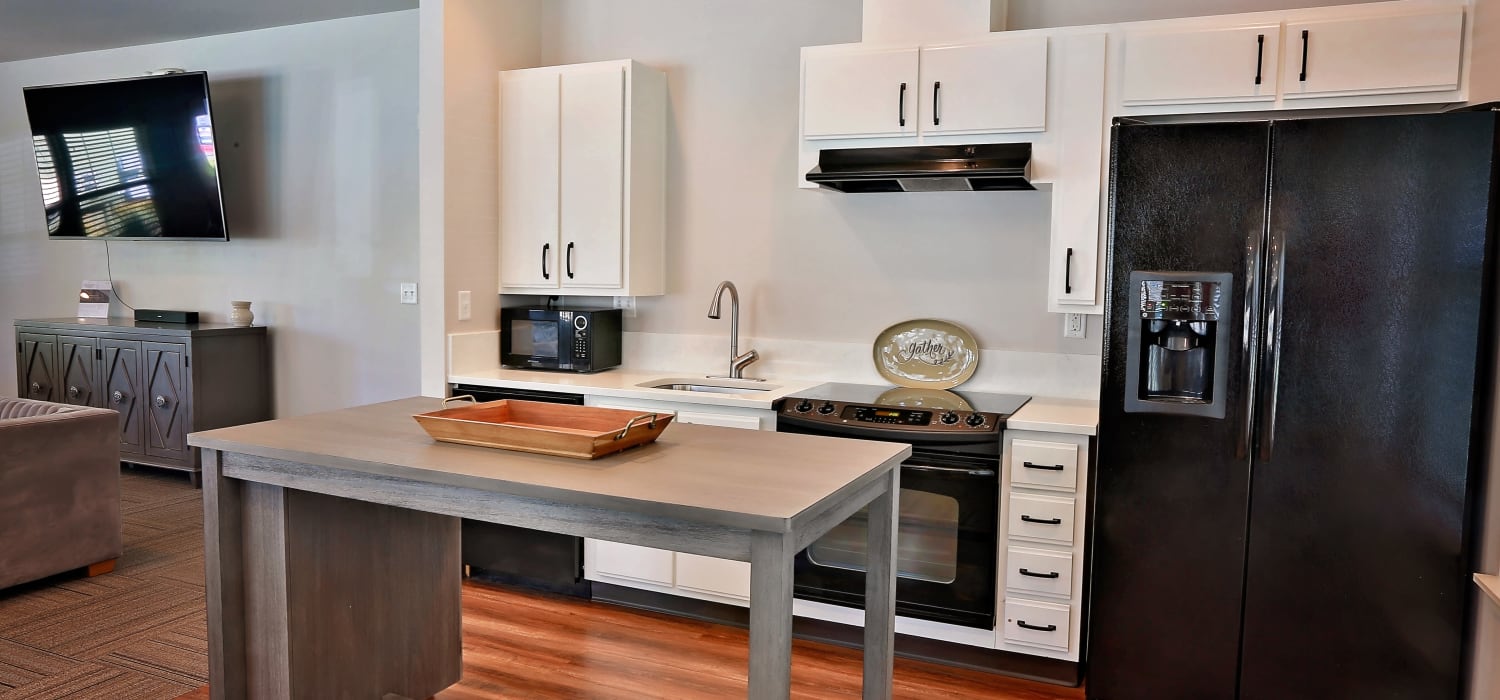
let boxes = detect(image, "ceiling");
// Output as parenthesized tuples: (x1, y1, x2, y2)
(0, 0, 419, 63)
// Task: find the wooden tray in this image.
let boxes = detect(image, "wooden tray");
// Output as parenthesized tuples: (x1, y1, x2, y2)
(413, 397, 673, 460)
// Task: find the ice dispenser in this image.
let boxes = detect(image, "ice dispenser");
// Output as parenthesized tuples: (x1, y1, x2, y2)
(1123, 271, 1232, 418)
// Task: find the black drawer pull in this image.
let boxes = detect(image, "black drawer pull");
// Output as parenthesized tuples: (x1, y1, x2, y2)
(1019, 568, 1060, 579)
(1022, 461, 1065, 472)
(1064, 247, 1074, 294)
(1254, 34, 1265, 85)
(1016, 620, 1057, 632)
(1299, 29, 1309, 82)
(898, 82, 907, 127)
(1021, 515, 1063, 525)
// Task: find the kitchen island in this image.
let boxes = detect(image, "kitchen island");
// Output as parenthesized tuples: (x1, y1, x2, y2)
(189, 397, 908, 700)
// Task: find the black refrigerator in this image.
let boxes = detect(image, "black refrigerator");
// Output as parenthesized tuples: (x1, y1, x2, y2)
(1090, 111, 1498, 700)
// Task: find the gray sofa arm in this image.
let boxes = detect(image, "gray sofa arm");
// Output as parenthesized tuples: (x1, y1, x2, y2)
(0, 403, 122, 590)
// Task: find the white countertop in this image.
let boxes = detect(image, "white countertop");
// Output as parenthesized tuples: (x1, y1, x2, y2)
(1005, 397, 1099, 436)
(449, 368, 1100, 434)
(449, 367, 825, 410)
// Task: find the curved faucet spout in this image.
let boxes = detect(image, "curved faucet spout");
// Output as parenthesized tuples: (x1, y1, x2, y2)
(707, 281, 756, 379)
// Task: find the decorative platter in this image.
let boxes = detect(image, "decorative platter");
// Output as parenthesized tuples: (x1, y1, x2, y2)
(873, 319, 980, 390)
(873, 387, 975, 411)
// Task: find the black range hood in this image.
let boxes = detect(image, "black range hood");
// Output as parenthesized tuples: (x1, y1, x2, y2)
(805, 143, 1035, 193)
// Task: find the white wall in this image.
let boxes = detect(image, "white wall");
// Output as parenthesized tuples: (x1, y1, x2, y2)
(538, 0, 1101, 358)
(0, 11, 420, 416)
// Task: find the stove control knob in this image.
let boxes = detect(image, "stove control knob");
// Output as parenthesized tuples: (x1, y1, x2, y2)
(940, 411, 960, 425)
(966, 413, 986, 427)
(818, 401, 837, 415)
(794, 400, 813, 413)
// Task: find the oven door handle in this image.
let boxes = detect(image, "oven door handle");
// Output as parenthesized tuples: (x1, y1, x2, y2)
(904, 464, 996, 478)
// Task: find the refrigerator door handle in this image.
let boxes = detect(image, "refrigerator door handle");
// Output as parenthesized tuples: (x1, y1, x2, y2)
(1257, 220, 1288, 460)
(1239, 211, 1268, 459)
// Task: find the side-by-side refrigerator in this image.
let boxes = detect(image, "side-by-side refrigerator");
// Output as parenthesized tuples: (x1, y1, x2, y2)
(1090, 111, 1498, 699)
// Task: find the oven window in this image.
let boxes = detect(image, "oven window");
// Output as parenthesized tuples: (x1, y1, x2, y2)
(806, 489, 959, 584)
(512, 320, 559, 359)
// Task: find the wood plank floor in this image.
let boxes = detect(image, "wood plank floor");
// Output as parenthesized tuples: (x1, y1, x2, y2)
(2, 468, 1082, 699)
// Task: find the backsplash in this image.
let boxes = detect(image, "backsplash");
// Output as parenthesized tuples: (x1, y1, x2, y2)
(449, 330, 1100, 400)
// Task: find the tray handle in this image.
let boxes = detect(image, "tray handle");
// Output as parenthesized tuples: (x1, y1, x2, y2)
(443, 395, 478, 406)
(616, 413, 660, 440)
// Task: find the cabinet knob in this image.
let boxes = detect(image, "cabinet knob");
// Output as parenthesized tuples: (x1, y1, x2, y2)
(29, 382, 42, 394)
(67, 386, 79, 398)
(154, 395, 169, 408)
(112, 390, 125, 405)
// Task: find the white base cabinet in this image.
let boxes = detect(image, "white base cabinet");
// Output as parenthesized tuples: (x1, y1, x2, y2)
(582, 395, 771, 604)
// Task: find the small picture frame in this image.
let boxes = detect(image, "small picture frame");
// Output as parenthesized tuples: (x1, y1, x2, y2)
(78, 280, 112, 318)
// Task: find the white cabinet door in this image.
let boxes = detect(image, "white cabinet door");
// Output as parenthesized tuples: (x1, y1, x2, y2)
(802, 46, 920, 139)
(559, 67, 625, 288)
(676, 553, 752, 601)
(589, 540, 674, 587)
(1047, 33, 1108, 313)
(1120, 23, 1281, 106)
(918, 36, 1048, 135)
(1281, 6, 1463, 100)
(498, 71, 560, 289)
(675, 410, 765, 431)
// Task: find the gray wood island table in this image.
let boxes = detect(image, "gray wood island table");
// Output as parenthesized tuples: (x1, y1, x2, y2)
(188, 397, 908, 699)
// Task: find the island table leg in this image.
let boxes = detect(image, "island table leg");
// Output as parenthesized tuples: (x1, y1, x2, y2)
(863, 468, 899, 700)
(749, 530, 796, 700)
(202, 449, 247, 700)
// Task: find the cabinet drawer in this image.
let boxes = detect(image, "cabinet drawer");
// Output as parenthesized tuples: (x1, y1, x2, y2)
(1008, 493, 1075, 544)
(1011, 439, 1079, 491)
(1005, 547, 1073, 598)
(1003, 598, 1071, 651)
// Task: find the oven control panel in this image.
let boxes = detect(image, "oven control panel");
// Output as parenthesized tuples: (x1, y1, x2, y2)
(780, 398, 1000, 433)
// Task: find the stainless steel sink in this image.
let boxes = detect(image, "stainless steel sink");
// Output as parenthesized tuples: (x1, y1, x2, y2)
(639, 378, 779, 395)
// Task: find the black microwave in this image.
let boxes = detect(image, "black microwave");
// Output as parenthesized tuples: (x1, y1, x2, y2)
(500, 307, 623, 373)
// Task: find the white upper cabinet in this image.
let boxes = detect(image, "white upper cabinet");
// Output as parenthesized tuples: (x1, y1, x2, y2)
(498, 71, 561, 289)
(1280, 5, 1464, 100)
(918, 35, 1049, 135)
(498, 60, 666, 297)
(802, 46, 920, 139)
(1120, 23, 1281, 106)
(559, 68, 626, 289)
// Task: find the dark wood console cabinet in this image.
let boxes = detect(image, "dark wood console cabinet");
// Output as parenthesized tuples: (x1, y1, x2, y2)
(15, 318, 270, 487)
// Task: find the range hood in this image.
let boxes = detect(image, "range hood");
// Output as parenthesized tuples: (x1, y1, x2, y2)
(805, 143, 1035, 193)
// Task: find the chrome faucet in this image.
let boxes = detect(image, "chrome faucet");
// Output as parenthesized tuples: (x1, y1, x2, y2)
(707, 280, 759, 379)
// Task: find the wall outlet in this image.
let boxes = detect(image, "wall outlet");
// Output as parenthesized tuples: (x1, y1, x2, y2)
(1063, 313, 1086, 339)
(457, 290, 471, 320)
(613, 296, 637, 318)
(399, 283, 418, 305)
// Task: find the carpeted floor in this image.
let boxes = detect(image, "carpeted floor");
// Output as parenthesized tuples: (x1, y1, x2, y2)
(0, 468, 208, 699)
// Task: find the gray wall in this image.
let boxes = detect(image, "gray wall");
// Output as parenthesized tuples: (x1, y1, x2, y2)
(0, 11, 420, 416)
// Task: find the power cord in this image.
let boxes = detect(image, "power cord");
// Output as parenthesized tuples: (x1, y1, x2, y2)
(104, 240, 136, 311)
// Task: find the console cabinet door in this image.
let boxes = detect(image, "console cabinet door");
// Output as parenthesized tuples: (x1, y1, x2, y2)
(144, 342, 190, 462)
(57, 336, 99, 406)
(101, 339, 145, 456)
(16, 333, 58, 402)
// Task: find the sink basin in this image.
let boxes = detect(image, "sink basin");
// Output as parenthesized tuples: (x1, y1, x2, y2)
(638, 378, 780, 395)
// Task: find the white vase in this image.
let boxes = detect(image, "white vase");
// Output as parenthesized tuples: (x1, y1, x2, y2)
(229, 301, 254, 327)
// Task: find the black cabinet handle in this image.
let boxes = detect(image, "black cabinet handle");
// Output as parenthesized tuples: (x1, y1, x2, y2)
(542, 243, 551, 280)
(1021, 515, 1063, 525)
(1299, 29, 1309, 82)
(1016, 620, 1057, 632)
(1022, 461, 1065, 472)
(932, 81, 941, 126)
(1064, 247, 1074, 295)
(1255, 34, 1265, 85)
(566, 242, 575, 279)
(898, 82, 907, 127)
(1019, 568, 1061, 579)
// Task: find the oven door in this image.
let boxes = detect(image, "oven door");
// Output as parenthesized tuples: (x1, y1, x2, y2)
(501, 310, 569, 370)
(793, 451, 998, 630)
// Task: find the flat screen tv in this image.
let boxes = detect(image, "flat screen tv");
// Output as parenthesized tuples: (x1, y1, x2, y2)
(23, 72, 228, 241)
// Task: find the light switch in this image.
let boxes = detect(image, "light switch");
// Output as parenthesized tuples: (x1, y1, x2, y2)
(457, 291, 471, 320)
(400, 283, 418, 305)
